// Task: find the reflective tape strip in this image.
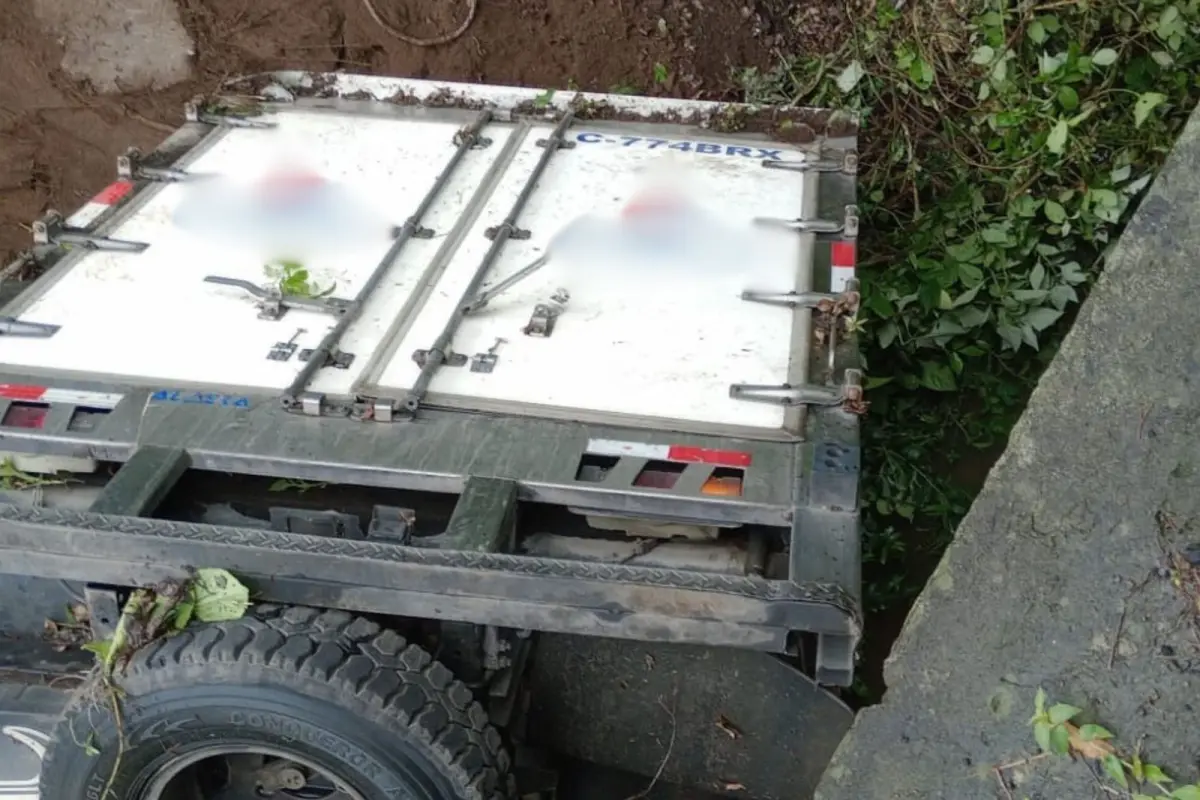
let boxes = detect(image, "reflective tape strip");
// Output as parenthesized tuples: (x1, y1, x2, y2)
(66, 180, 135, 229)
(586, 438, 752, 467)
(831, 240, 856, 292)
(0, 384, 123, 409)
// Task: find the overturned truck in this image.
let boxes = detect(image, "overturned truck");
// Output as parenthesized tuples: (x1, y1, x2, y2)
(0, 73, 862, 800)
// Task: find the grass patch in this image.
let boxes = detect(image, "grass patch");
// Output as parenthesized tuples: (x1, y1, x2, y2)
(742, 0, 1200, 695)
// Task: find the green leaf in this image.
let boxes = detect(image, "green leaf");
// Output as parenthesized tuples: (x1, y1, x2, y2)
(836, 61, 865, 94)
(1030, 263, 1046, 291)
(997, 323, 1023, 351)
(1033, 719, 1053, 752)
(1011, 289, 1048, 303)
(191, 568, 251, 623)
(919, 361, 957, 391)
(1028, 20, 1047, 43)
(1047, 703, 1081, 724)
(1044, 200, 1067, 223)
(1034, 687, 1047, 716)
(1049, 723, 1070, 755)
(1049, 285, 1078, 309)
(1134, 92, 1167, 128)
(82, 640, 112, 661)
(1056, 85, 1079, 111)
(955, 305, 989, 328)
(1025, 307, 1064, 332)
(1092, 47, 1119, 66)
(1171, 787, 1200, 800)
(952, 284, 981, 307)
(1089, 188, 1120, 208)
(1144, 764, 1172, 784)
(1104, 754, 1129, 788)
(1046, 120, 1069, 154)
(971, 45, 995, 64)
(1078, 723, 1113, 741)
(958, 262, 984, 285)
(1061, 261, 1086, 285)
(173, 599, 195, 630)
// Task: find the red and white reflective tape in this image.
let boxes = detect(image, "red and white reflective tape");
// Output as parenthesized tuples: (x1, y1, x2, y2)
(586, 438, 752, 468)
(831, 240, 856, 293)
(65, 180, 135, 230)
(0, 384, 124, 409)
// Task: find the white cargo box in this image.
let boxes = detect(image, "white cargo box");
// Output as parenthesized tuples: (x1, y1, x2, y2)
(0, 76, 856, 439)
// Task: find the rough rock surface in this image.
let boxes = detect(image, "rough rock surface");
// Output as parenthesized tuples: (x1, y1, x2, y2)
(816, 107, 1200, 799)
(32, 0, 194, 93)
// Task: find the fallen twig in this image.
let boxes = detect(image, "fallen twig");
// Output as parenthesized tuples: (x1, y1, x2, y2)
(624, 692, 678, 800)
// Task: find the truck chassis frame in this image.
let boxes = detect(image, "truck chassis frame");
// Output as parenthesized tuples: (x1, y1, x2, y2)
(0, 73, 862, 687)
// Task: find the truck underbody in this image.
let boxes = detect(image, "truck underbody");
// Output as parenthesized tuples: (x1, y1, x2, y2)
(0, 73, 861, 799)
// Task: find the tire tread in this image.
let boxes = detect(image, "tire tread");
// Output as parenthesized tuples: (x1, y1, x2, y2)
(41, 604, 511, 800)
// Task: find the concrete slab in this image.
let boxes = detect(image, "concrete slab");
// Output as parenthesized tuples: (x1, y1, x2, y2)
(816, 109, 1200, 798)
(32, 0, 193, 94)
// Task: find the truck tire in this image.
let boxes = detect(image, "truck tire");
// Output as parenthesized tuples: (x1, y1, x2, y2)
(39, 604, 512, 800)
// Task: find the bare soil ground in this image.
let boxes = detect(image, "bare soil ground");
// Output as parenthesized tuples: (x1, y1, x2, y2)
(0, 0, 847, 266)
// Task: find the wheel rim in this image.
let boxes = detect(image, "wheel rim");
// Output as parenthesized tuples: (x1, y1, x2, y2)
(136, 744, 368, 800)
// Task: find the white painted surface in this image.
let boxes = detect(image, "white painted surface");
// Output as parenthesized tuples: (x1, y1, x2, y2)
(585, 439, 673, 460)
(831, 267, 855, 292)
(2, 92, 818, 434)
(375, 122, 810, 431)
(0, 109, 512, 395)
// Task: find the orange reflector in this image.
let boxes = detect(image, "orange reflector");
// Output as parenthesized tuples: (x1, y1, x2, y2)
(701, 476, 743, 497)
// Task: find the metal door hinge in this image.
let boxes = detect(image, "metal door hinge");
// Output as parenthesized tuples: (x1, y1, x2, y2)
(117, 147, 199, 183)
(730, 369, 865, 413)
(754, 204, 859, 237)
(203, 276, 353, 320)
(485, 222, 532, 241)
(299, 347, 355, 369)
(32, 211, 148, 253)
(741, 280, 861, 314)
(762, 150, 858, 175)
(413, 348, 467, 368)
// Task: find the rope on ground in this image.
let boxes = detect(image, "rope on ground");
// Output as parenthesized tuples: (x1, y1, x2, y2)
(358, 0, 477, 46)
